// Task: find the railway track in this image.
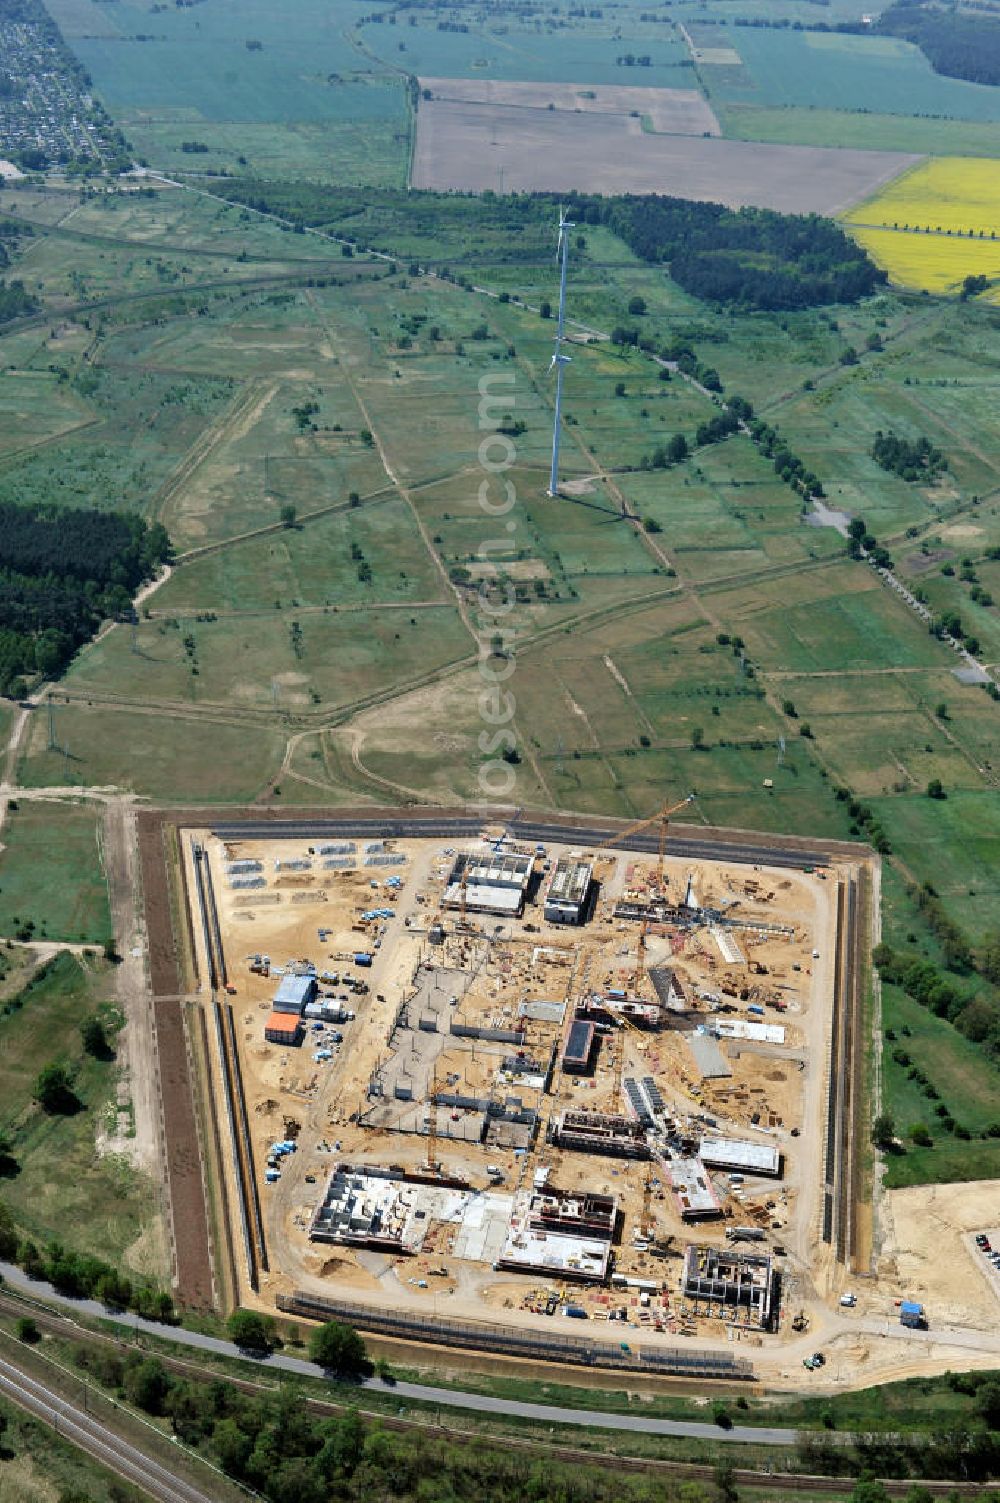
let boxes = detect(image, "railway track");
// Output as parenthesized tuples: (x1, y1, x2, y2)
(0, 1354, 216, 1503)
(191, 838, 266, 1292)
(821, 872, 864, 1265)
(212, 999, 260, 1293)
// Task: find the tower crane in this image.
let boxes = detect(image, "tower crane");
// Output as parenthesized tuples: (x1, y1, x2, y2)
(591, 794, 696, 893)
(611, 1020, 625, 1108)
(632, 915, 649, 997)
(640, 1164, 656, 1239)
(426, 1064, 440, 1172)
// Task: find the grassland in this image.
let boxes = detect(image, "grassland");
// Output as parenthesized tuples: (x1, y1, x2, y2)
(359, 13, 690, 87)
(19, 703, 288, 803)
(0, 801, 112, 946)
(881, 981, 1000, 1187)
(0, 952, 164, 1269)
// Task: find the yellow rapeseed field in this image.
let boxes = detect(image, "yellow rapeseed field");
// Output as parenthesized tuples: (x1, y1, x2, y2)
(844, 157, 1000, 297)
(848, 226, 1000, 301)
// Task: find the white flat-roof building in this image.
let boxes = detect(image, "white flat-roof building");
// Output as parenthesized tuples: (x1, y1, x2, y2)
(716, 1019, 786, 1046)
(669, 1157, 722, 1220)
(442, 882, 525, 917)
(497, 1188, 616, 1282)
(700, 1136, 782, 1178)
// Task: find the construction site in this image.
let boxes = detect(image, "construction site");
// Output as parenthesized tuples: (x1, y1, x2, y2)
(172, 803, 873, 1373)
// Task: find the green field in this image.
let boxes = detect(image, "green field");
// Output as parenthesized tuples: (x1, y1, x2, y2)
(19, 703, 287, 803)
(0, 953, 164, 1269)
(0, 801, 112, 946)
(718, 103, 1000, 157)
(361, 15, 690, 87)
(704, 25, 1000, 121)
(881, 982, 1000, 1188)
(46, 0, 411, 184)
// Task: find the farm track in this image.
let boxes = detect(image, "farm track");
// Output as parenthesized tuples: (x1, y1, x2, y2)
(52, 576, 689, 740)
(0, 414, 102, 472)
(153, 377, 279, 535)
(1, 265, 356, 340)
(169, 483, 398, 566)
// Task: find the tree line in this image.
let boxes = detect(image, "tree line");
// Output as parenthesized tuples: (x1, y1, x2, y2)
(0, 502, 170, 696)
(0, 1200, 176, 1322)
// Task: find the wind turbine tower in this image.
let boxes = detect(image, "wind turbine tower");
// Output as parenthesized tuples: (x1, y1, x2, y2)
(547, 206, 574, 498)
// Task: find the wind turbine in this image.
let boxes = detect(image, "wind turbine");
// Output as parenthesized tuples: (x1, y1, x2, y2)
(547, 205, 574, 498)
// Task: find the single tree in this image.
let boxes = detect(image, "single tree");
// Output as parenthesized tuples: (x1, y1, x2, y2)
(33, 1063, 79, 1115)
(308, 1319, 367, 1373)
(227, 1308, 276, 1352)
(871, 1112, 895, 1151)
(80, 1016, 110, 1059)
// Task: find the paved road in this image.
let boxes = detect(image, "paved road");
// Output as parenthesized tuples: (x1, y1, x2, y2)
(0, 1263, 797, 1445)
(210, 814, 830, 870)
(0, 1352, 216, 1503)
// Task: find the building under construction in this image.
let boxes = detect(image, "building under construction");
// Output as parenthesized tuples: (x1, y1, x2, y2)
(682, 1243, 777, 1330)
(498, 1187, 618, 1282)
(442, 851, 533, 917)
(577, 995, 660, 1029)
(561, 1018, 598, 1074)
(549, 1109, 651, 1158)
(543, 858, 593, 924)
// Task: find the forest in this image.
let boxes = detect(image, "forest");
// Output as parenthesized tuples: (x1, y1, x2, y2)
(210, 181, 885, 311)
(565, 195, 887, 310)
(879, 0, 1000, 86)
(0, 503, 170, 695)
(0, 278, 36, 325)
